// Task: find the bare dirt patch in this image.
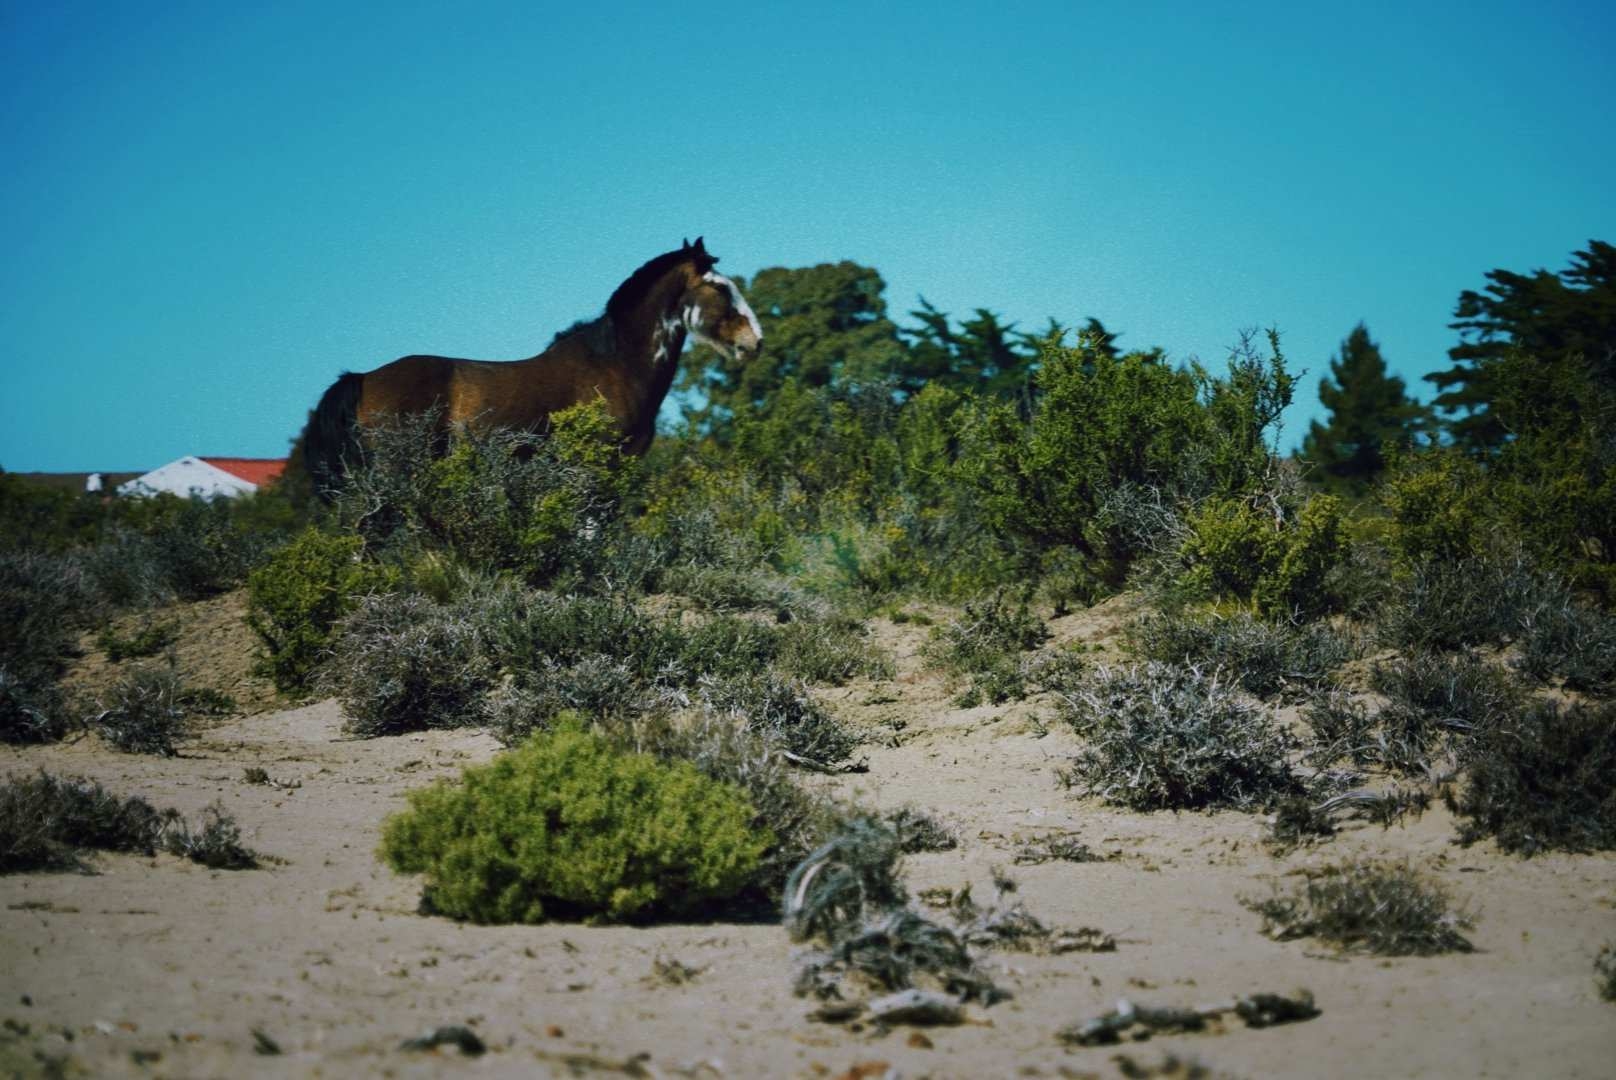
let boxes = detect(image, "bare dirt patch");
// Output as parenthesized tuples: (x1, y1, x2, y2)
(62, 589, 285, 719)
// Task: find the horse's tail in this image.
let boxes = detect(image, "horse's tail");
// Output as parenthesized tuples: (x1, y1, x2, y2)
(303, 371, 364, 501)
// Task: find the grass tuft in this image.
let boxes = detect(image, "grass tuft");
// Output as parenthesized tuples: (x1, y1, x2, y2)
(1245, 859, 1474, 955)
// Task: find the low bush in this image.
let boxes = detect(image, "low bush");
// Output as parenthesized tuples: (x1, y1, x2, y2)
(324, 592, 496, 737)
(246, 527, 397, 693)
(1130, 610, 1354, 699)
(1376, 551, 1560, 653)
(1369, 652, 1525, 774)
(0, 668, 71, 745)
(1449, 698, 1616, 855)
(0, 772, 256, 873)
(162, 803, 259, 869)
(1516, 596, 1616, 696)
(90, 664, 192, 755)
(1245, 859, 1474, 955)
(1178, 491, 1344, 619)
(1055, 662, 1302, 810)
(1597, 944, 1616, 1003)
(783, 815, 1002, 1002)
(0, 550, 92, 689)
(488, 654, 647, 744)
(334, 402, 635, 589)
(616, 712, 843, 894)
(696, 671, 861, 771)
(378, 722, 773, 923)
(926, 592, 1049, 705)
(1300, 690, 1378, 769)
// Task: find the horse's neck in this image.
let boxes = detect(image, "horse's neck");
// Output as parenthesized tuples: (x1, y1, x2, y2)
(621, 277, 689, 402)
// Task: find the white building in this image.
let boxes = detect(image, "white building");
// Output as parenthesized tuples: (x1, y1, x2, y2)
(117, 457, 286, 500)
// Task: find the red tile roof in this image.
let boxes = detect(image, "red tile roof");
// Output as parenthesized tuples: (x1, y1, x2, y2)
(200, 458, 287, 487)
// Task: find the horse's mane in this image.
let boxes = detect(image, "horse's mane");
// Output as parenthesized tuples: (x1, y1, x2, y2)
(605, 246, 717, 324)
(546, 244, 719, 355)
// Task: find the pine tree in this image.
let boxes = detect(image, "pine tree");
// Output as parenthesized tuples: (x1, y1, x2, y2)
(1301, 323, 1428, 492)
(1425, 241, 1616, 451)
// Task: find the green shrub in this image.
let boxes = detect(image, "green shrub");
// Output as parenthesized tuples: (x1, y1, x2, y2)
(1449, 698, 1616, 855)
(615, 712, 842, 893)
(1180, 492, 1343, 618)
(245, 527, 396, 692)
(1245, 859, 1474, 955)
(960, 328, 1292, 587)
(1380, 449, 1492, 567)
(1130, 610, 1354, 699)
(96, 618, 179, 662)
(379, 722, 773, 923)
(1056, 662, 1302, 810)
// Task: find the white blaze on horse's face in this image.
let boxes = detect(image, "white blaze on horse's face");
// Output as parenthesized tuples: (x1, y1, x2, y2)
(682, 271, 762, 361)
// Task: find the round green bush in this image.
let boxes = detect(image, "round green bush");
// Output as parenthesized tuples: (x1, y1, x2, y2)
(378, 722, 774, 923)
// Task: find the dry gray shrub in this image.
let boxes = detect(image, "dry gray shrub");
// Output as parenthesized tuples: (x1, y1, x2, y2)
(1, 772, 256, 873)
(1056, 662, 1303, 810)
(1131, 610, 1355, 700)
(92, 664, 191, 755)
(325, 592, 495, 737)
(1246, 859, 1474, 955)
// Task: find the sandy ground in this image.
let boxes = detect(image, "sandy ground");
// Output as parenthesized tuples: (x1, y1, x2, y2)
(4, 599, 1615, 1079)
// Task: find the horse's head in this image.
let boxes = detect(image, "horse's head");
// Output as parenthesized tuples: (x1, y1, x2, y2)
(675, 237, 763, 362)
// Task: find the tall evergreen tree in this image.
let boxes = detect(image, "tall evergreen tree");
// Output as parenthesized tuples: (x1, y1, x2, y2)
(1426, 240, 1616, 451)
(1301, 323, 1428, 491)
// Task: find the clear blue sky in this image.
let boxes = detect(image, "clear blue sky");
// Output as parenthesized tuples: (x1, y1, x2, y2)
(3, 1, 1612, 471)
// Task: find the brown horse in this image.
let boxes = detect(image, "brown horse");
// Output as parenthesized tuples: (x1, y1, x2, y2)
(304, 237, 761, 493)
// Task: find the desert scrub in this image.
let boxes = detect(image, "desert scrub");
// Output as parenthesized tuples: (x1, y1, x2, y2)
(90, 664, 193, 755)
(324, 591, 497, 737)
(0, 772, 256, 873)
(0, 549, 93, 688)
(1129, 609, 1354, 699)
(1448, 698, 1616, 855)
(0, 668, 71, 745)
(1375, 550, 1560, 653)
(1056, 662, 1302, 810)
(696, 670, 861, 770)
(615, 712, 843, 893)
(925, 592, 1049, 705)
(379, 722, 773, 923)
(246, 527, 397, 693)
(1245, 859, 1474, 955)
(1369, 652, 1525, 773)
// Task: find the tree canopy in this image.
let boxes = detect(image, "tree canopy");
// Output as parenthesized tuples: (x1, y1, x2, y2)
(1426, 240, 1616, 451)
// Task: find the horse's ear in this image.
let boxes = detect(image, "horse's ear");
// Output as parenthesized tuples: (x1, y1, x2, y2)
(682, 237, 691, 250)
(692, 236, 706, 254)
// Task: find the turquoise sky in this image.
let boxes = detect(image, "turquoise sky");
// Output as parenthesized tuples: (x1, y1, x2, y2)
(3, 1, 1612, 471)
